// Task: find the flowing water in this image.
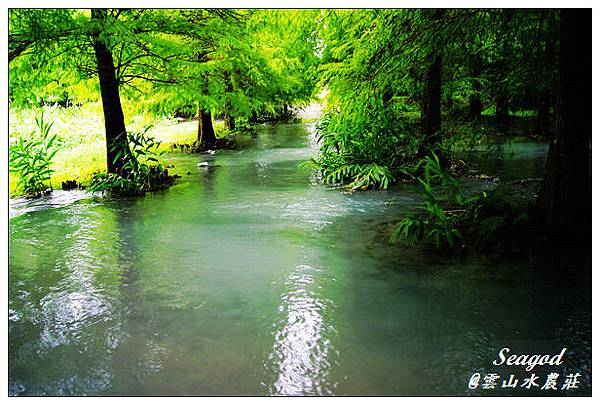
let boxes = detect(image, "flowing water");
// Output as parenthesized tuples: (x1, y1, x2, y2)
(9, 122, 591, 396)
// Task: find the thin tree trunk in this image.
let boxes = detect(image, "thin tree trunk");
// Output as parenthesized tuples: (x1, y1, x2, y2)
(224, 112, 235, 131)
(197, 109, 216, 150)
(495, 10, 512, 125)
(537, 9, 591, 248)
(420, 54, 442, 139)
(223, 71, 235, 130)
(91, 9, 130, 175)
(536, 99, 550, 136)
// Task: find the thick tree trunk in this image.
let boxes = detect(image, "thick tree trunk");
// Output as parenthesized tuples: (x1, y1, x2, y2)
(537, 9, 591, 248)
(91, 9, 130, 175)
(197, 109, 216, 150)
(420, 9, 444, 148)
(420, 55, 442, 140)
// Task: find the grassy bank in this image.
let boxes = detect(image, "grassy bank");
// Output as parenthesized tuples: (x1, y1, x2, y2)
(9, 103, 236, 197)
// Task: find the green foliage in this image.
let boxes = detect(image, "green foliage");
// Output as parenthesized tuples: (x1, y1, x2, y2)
(9, 114, 59, 197)
(310, 94, 422, 189)
(460, 183, 540, 253)
(311, 159, 396, 190)
(88, 127, 174, 196)
(391, 153, 485, 251)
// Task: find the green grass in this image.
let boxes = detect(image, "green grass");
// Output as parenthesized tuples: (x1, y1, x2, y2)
(8, 104, 235, 197)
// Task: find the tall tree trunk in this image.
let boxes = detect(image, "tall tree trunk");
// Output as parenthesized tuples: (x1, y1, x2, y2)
(420, 9, 444, 148)
(223, 71, 235, 130)
(495, 10, 512, 125)
(91, 9, 130, 175)
(537, 9, 591, 248)
(420, 55, 442, 140)
(197, 109, 216, 150)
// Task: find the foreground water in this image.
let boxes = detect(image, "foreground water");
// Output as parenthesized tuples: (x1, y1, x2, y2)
(9, 122, 591, 395)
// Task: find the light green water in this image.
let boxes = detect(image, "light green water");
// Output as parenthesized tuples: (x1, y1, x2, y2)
(9, 122, 590, 395)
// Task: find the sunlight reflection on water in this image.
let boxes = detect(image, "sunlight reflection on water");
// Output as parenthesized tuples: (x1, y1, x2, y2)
(266, 264, 338, 396)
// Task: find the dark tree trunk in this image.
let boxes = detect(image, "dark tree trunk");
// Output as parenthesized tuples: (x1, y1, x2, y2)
(445, 95, 454, 111)
(468, 91, 482, 118)
(224, 112, 235, 131)
(382, 87, 394, 105)
(537, 9, 591, 248)
(420, 55, 442, 140)
(249, 110, 258, 123)
(494, 11, 513, 125)
(495, 94, 509, 123)
(197, 109, 216, 150)
(536, 99, 551, 136)
(420, 9, 444, 148)
(91, 9, 130, 175)
(223, 71, 235, 131)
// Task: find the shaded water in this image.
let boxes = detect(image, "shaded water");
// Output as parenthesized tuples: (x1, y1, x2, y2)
(9, 122, 590, 396)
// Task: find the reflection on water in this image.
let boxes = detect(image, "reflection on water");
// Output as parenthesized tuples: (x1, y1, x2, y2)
(9, 123, 590, 396)
(267, 263, 338, 396)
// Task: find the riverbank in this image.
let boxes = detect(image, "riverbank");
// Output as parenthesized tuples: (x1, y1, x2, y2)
(9, 101, 548, 198)
(8, 103, 242, 197)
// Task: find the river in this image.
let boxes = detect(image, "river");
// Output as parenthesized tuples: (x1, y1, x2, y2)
(8, 121, 591, 395)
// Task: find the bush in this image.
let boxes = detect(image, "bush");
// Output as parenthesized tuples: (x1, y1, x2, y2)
(310, 95, 421, 189)
(87, 127, 176, 197)
(9, 114, 58, 197)
(391, 152, 485, 251)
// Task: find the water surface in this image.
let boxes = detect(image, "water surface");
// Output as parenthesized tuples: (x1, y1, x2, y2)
(9, 122, 591, 395)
